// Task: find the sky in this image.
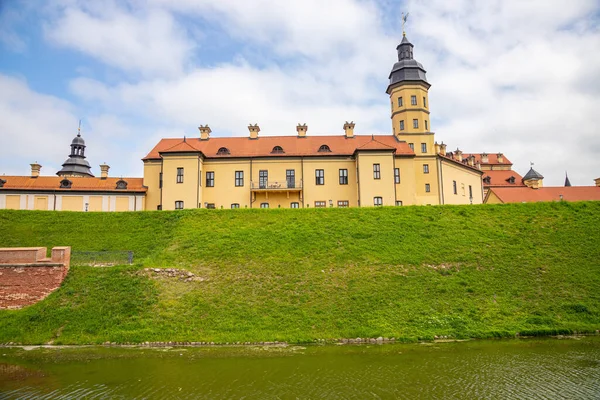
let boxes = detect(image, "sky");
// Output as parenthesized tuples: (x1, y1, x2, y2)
(1, 0, 599, 186)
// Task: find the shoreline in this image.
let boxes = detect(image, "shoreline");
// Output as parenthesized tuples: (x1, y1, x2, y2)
(1, 333, 597, 350)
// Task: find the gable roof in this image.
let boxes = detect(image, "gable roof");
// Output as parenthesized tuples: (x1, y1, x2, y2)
(143, 134, 415, 160)
(483, 170, 526, 187)
(487, 186, 600, 204)
(0, 176, 147, 193)
(162, 140, 198, 153)
(355, 137, 397, 152)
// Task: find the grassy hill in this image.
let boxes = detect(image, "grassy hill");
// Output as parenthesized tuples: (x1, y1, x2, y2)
(0, 202, 599, 344)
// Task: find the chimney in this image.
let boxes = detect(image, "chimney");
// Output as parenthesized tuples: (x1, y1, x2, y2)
(434, 142, 441, 154)
(100, 163, 110, 179)
(440, 142, 447, 156)
(198, 125, 211, 140)
(594, 177, 600, 187)
(343, 121, 355, 138)
(296, 123, 307, 138)
(467, 155, 475, 167)
(248, 123, 260, 139)
(481, 153, 489, 163)
(455, 148, 463, 162)
(30, 162, 41, 178)
(497, 153, 504, 163)
(476, 161, 481, 170)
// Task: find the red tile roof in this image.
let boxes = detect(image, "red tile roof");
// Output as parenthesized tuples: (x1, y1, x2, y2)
(488, 186, 600, 203)
(462, 153, 512, 165)
(483, 170, 526, 187)
(0, 176, 146, 193)
(438, 153, 484, 173)
(144, 135, 415, 160)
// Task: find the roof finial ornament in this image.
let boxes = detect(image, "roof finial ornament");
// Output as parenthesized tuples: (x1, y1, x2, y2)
(77, 119, 82, 137)
(402, 12, 409, 37)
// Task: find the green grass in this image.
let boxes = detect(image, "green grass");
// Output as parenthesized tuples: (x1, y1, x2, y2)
(0, 202, 599, 344)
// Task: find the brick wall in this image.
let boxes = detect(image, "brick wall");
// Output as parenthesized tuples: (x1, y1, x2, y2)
(0, 247, 71, 309)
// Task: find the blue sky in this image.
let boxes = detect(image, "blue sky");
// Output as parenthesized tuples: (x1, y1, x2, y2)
(1, 0, 599, 186)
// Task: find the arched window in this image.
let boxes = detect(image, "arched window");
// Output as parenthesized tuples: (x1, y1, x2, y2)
(0, 178, 5, 188)
(506, 176, 516, 184)
(60, 179, 72, 189)
(271, 146, 284, 154)
(318, 144, 331, 152)
(483, 176, 491, 184)
(116, 179, 128, 189)
(217, 147, 230, 155)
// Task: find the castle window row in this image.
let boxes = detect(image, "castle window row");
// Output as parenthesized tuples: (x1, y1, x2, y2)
(168, 166, 404, 189)
(396, 95, 427, 108)
(399, 119, 428, 132)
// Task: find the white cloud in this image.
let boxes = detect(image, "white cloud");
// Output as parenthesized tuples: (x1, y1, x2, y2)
(3, 0, 600, 187)
(44, 1, 194, 77)
(0, 75, 77, 176)
(407, 0, 600, 185)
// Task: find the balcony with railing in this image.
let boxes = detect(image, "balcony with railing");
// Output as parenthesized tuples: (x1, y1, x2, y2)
(250, 180, 303, 191)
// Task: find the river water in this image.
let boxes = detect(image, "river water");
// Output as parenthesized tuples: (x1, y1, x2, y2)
(1, 337, 599, 399)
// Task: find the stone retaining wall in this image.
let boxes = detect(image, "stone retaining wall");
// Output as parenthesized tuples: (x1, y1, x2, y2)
(0, 247, 71, 309)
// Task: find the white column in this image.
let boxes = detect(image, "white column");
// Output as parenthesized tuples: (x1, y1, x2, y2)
(56, 195, 62, 211)
(109, 196, 116, 212)
(136, 195, 144, 211)
(0, 194, 5, 209)
(102, 195, 109, 211)
(20, 195, 27, 210)
(129, 195, 135, 211)
(27, 195, 34, 210)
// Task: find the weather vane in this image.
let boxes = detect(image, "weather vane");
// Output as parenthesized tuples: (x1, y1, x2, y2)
(402, 12, 410, 36)
(77, 119, 81, 136)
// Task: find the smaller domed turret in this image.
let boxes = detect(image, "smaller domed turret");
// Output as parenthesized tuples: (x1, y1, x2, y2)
(386, 34, 429, 93)
(57, 128, 94, 177)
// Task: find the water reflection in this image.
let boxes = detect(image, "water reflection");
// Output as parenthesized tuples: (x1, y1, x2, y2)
(1, 338, 599, 399)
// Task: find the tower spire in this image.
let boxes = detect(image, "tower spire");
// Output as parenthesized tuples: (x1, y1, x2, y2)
(77, 119, 81, 137)
(402, 12, 409, 37)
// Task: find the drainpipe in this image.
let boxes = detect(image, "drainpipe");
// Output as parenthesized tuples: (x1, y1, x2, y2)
(437, 157, 445, 205)
(301, 157, 305, 208)
(356, 154, 361, 207)
(392, 154, 397, 204)
(159, 159, 164, 210)
(197, 156, 200, 208)
(250, 158, 253, 208)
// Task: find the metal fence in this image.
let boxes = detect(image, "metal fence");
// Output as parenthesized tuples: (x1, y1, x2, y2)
(71, 251, 134, 267)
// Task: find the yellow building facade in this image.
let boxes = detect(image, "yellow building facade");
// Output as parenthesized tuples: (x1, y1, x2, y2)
(0, 135, 146, 212)
(1, 34, 490, 212)
(142, 34, 484, 210)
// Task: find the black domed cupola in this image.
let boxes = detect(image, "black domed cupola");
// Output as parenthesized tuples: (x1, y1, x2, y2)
(57, 126, 94, 177)
(386, 34, 430, 94)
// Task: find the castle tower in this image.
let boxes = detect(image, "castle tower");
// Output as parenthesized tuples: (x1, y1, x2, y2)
(57, 127, 94, 177)
(386, 33, 434, 155)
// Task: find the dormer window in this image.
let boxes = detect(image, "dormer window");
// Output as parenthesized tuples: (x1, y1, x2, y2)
(60, 179, 72, 189)
(318, 144, 331, 153)
(0, 178, 5, 188)
(506, 176, 516, 184)
(116, 179, 128, 189)
(217, 147, 230, 155)
(483, 176, 491, 184)
(271, 146, 284, 154)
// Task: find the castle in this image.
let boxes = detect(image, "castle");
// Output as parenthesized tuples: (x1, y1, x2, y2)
(1, 35, 597, 211)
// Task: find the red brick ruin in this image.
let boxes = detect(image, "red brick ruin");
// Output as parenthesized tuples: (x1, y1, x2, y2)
(0, 247, 71, 309)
